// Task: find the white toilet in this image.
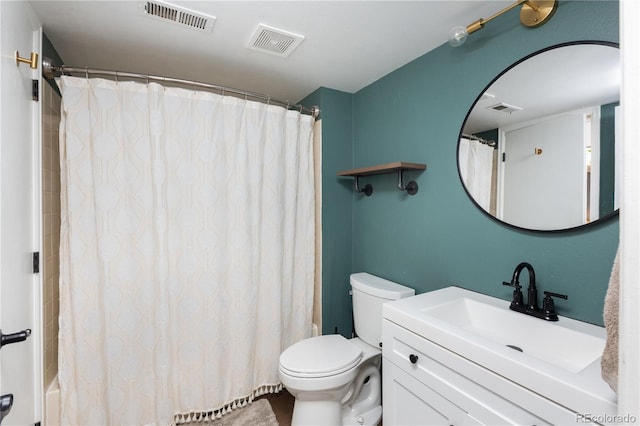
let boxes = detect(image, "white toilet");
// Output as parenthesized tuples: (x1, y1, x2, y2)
(279, 272, 415, 425)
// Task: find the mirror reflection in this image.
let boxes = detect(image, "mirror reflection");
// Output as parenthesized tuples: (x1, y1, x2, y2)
(458, 42, 620, 231)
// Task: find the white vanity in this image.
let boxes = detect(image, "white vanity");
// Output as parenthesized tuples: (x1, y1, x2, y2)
(382, 286, 618, 425)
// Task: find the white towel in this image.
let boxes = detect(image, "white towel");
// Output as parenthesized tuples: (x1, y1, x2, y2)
(601, 248, 619, 392)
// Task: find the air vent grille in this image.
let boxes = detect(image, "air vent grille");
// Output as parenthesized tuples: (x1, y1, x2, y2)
(248, 24, 305, 58)
(487, 102, 523, 114)
(140, 1, 215, 33)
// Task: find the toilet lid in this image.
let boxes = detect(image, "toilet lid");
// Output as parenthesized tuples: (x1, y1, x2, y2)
(280, 335, 363, 378)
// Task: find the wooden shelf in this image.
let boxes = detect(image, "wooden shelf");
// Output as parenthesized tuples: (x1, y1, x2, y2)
(337, 161, 427, 177)
(337, 161, 427, 196)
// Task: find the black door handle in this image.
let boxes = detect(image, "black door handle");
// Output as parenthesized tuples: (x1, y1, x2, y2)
(0, 329, 31, 349)
(0, 394, 13, 425)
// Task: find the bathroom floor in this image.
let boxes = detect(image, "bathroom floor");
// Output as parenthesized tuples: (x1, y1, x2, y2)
(261, 391, 383, 426)
(261, 390, 294, 425)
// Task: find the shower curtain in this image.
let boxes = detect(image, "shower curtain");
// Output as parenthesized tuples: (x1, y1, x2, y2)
(57, 76, 315, 425)
(458, 137, 495, 212)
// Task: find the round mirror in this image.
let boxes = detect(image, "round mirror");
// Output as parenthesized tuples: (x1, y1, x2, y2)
(458, 42, 620, 232)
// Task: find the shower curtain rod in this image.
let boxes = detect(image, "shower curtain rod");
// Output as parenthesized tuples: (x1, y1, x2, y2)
(462, 133, 497, 148)
(42, 57, 319, 118)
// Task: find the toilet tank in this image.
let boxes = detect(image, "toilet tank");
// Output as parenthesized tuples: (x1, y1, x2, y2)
(351, 273, 415, 347)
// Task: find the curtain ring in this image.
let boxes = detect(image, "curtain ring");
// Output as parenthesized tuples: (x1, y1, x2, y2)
(298, 104, 303, 113)
(267, 97, 271, 106)
(85, 67, 89, 79)
(115, 70, 119, 82)
(146, 74, 150, 85)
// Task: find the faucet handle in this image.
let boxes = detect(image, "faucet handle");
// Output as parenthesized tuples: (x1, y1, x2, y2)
(503, 281, 524, 309)
(544, 291, 568, 300)
(502, 280, 521, 289)
(542, 291, 568, 321)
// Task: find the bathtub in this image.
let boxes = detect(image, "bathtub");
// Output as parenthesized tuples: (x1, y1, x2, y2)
(45, 375, 60, 426)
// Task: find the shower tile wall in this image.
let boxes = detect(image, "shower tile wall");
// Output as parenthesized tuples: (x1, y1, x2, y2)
(43, 82, 61, 388)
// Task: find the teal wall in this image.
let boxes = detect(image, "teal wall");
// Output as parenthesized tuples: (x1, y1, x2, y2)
(600, 102, 618, 217)
(300, 88, 356, 335)
(42, 33, 63, 94)
(316, 0, 619, 332)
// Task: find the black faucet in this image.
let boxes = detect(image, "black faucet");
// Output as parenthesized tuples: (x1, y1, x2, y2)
(502, 262, 567, 321)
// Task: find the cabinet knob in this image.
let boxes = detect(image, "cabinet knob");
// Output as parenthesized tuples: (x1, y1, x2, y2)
(409, 354, 419, 364)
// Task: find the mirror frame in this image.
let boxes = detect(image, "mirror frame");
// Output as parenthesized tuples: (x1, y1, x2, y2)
(457, 40, 620, 233)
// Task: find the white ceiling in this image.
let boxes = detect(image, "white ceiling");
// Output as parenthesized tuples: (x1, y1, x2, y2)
(29, 0, 512, 104)
(464, 43, 621, 134)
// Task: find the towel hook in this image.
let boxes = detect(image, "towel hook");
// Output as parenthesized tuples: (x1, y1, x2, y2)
(15, 51, 38, 69)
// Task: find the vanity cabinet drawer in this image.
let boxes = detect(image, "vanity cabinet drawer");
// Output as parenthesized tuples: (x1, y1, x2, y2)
(383, 358, 483, 426)
(382, 319, 583, 425)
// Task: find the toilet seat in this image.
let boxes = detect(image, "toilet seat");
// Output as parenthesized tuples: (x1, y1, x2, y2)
(280, 335, 363, 378)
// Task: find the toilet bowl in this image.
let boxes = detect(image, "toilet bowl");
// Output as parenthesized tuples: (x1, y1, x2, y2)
(280, 335, 381, 425)
(279, 273, 414, 425)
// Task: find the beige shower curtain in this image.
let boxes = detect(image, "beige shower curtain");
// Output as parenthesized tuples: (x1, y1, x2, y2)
(458, 137, 496, 213)
(57, 76, 315, 425)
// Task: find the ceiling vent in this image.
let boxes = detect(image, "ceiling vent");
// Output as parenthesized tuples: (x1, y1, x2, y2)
(248, 24, 305, 58)
(139, 1, 215, 33)
(487, 102, 523, 114)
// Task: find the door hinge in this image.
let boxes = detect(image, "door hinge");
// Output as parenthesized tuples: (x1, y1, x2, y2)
(32, 79, 39, 101)
(32, 252, 39, 274)
(502, 152, 506, 162)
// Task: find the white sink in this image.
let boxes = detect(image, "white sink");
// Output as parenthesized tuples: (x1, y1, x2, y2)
(383, 286, 617, 419)
(426, 296, 604, 373)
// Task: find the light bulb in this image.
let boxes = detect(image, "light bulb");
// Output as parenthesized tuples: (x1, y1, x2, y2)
(448, 25, 468, 47)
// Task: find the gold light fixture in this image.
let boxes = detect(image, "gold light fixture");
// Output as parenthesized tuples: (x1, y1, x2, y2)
(448, 0, 558, 47)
